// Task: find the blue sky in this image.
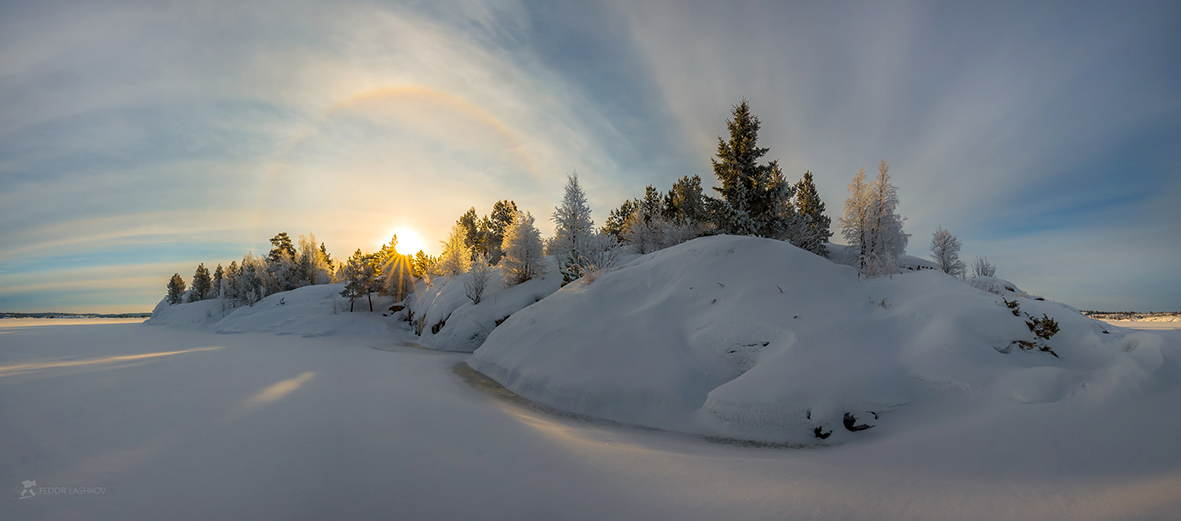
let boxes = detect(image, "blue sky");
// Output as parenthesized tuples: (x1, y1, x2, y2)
(1, 0, 1178, 312)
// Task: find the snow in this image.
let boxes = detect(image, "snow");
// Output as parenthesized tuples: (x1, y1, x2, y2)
(5, 235, 1180, 519)
(146, 283, 402, 338)
(471, 235, 1180, 445)
(408, 257, 568, 352)
(4, 317, 1181, 520)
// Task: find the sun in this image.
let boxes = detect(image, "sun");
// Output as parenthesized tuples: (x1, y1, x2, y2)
(385, 226, 428, 255)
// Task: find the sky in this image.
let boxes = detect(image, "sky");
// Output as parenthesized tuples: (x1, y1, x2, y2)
(1, 0, 1178, 313)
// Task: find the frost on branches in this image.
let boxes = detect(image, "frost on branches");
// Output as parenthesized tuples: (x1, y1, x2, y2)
(930, 226, 965, 279)
(500, 209, 545, 286)
(838, 160, 909, 277)
(437, 223, 472, 277)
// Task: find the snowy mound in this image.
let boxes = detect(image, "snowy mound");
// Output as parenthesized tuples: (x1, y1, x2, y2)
(410, 262, 564, 352)
(146, 283, 401, 338)
(471, 235, 1179, 444)
(968, 275, 1040, 300)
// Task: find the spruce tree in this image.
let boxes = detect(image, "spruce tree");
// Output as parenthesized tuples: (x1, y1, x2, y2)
(191, 263, 212, 302)
(267, 232, 296, 263)
(706, 99, 797, 238)
(794, 171, 832, 256)
(212, 264, 224, 299)
(485, 200, 518, 265)
(666, 175, 707, 224)
(457, 207, 485, 260)
(166, 273, 186, 305)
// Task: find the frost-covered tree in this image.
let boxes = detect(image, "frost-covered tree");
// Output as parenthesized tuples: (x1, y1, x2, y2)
(501, 209, 545, 286)
(239, 253, 267, 306)
(464, 253, 492, 304)
(191, 263, 211, 301)
(549, 172, 594, 257)
(166, 273, 186, 305)
(971, 256, 997, 278)
(437, 223, 472, 277)
(297, 233, 333, 285)
(864, 160, 909, 275)
(578, 230, 622, 283)
(839, 161, 909, 277)
(794, 171, 831, 256)
(265, 232, 299, 293)
(930, 226, 965, 279)
(706, 99, 799, 239)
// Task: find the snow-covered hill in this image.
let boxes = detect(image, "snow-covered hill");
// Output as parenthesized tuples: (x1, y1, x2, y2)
(146, 283, 403, 338)
(470, 235, 1179, 444)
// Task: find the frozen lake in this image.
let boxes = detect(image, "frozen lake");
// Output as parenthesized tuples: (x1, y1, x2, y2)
(2, 320, 1179, 520)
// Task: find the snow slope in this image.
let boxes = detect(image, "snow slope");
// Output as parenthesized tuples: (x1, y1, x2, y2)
(146, 283, 402, 338)
(471, 235, 1180, 444)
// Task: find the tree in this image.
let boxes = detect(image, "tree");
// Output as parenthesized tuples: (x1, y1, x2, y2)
(338, 249, 378, 312)
(296, 233, 333, 286)
(485, 200, 518, 265)
(864, 160, 909, 275)
(191, 263, 212, 301)
(665, 175, 708, 224)
(604, 199, 638, 241)
(437, 223, 472, 277)
(267, 232, 296, 263)
(794, 171, 832, 256)
(412, 250, 436, 280)
(464, 253, 492, 304)
(166, 273, 186, 305)
(930, 226, 965, 278)
(838, 161, 909, 277)
(549, 172, 594, 256)
(457, 207, 485, 260)
(212, 264, 225, 299)
(501, 209, 545, 286)
(706, 99, 798, 239)
(971, 256, 997, 278)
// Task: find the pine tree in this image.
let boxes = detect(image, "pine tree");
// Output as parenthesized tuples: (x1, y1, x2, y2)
(930, 226, 965, 278)
(191, 263, 212, 302)
(267, 232, 296, 263)
(457, 207, 485, 261)
(212, 264, 224, 299)
(501, 210, 545, 286)
(666, 175, 707, 224)
(339, 249, 378, 312)
(166, 273, 186, 305)
(794, 171, 832, 256)
(604, 199, 638, 241)
(412, 250, 436, 280)
(485, 200, 518, 265)
(706, 99, 798, 239)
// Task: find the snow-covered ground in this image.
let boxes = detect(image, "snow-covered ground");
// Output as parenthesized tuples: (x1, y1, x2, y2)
(4, 236, 1180, 519)
(2, 319, 1179, 520)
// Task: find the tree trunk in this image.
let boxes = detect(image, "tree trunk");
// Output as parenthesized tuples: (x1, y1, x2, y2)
(368, 291, 373, 312)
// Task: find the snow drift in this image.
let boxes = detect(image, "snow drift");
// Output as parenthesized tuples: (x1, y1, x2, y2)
(470, 235, 1180, 444)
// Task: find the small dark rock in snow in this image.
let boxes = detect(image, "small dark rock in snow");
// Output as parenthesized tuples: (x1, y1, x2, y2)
(814, 426, 831, 439)
(843, 412, 874, 432)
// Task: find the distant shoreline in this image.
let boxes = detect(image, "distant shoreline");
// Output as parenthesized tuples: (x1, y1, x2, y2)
(0, 312, 152, 319)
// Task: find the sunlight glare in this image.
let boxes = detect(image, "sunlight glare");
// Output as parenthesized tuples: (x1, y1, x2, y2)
(385, 226, 429, 255)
